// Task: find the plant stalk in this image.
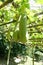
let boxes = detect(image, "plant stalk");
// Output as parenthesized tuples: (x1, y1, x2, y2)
(7, 44, 11, 65)
(32, 46, 34, 65)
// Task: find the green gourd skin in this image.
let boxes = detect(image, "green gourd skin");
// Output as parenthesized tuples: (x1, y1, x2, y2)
(13, 30, 19, 42)
(19, 15, 27, 43)
(13, 15, 27, 43)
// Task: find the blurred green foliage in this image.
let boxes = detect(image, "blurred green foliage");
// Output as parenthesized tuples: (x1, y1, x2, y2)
(0, 0, 43, 64)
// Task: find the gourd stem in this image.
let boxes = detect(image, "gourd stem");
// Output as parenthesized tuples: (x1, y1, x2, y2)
(32, 45, 34, 65)
(7, 44, 11, 65)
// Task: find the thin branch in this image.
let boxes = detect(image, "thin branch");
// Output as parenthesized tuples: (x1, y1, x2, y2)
(28, 31, 43, 33)
(29, 38, 43, 40)
(29, 40, 43, 42)
(29, 38, 43, 42)
(34, 12, 43, 16)
(0, 0, 19, 9)
(0, 19, 16, 26)
(0, 0, 13, 9)
(27, 23, 43, 28)
(27, 43, 43, 47)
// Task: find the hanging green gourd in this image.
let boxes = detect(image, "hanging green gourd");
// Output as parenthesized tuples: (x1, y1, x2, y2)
(13, 30, 19, 42)
(19, 14, 27, 43)
(13, 31, 18, 42)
